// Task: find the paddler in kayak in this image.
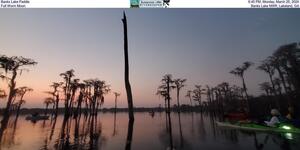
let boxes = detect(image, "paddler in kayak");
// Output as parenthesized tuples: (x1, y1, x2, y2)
(224, 107, 248, 121)
(285, 106, 300, 127)
(264, 109, 280, 127)
(286, 107, 294, 120)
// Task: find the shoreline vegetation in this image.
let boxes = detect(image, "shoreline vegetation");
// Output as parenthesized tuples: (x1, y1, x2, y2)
(0, 12, 299, 149)
(0, 106, 205, 115)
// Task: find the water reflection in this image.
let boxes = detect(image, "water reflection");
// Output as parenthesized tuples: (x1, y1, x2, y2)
(177, 112, 183, 148)
(125, 119, 134, 150)
(112, 113, 117, 137)
(198, 113, 206, 141)
(0, 112, 299, 150)
(53, 114, 107, 150)
(166, 110, 173, 150)
(253, 133, 268, 150)
(0, 119, 19, 149)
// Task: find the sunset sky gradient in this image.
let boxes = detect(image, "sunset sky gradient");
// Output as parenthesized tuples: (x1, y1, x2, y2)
(0, 9, 300, 108)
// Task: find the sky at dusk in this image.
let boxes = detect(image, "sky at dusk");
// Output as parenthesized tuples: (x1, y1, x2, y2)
(0, 9, 300, 108)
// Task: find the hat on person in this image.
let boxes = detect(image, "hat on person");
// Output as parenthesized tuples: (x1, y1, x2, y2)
(271, 109, 280, 116)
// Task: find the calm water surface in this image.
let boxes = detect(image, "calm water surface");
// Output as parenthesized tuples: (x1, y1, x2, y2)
(0, 112, 299, 150)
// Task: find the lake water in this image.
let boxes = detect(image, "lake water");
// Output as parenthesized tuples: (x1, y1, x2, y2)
(0, 112, 299, 150)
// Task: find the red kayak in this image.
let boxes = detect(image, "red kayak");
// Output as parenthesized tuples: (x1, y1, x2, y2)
(225, 113, 248, 120)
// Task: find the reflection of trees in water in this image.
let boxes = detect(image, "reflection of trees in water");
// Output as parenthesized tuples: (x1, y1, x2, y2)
(177, 112, 184, 148)
(158, 111, 173, 150)
(167, 112, 173, 150)
(248, 132, 292, 150)
(165, 111, 169, 131)
(159, 113, 194, 150)
(198, 113, 206, 141)
(0, 115, 10, 143)
(219, 128, 239, 143)
(112, 113, 118, 137)
(1, 112, 298, 150)
(158, 128, 169, 148)
(271, 134, 291, 150)
(253, 133, 269, 150)
(190, 112, 195, 137)
(174, 113, 193, 150)
(35, 113, 107, 150)
(208, 112, 217, 139)
(0, 117, 20, 149)
(40, 119, 52, 150)
(207, 112, 240, 143)
(79, 115, 106, 149)
(49, 115, 58, 142)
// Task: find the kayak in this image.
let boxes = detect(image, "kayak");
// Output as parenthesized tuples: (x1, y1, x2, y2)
(25, 115, 49, 121)
(224, 113, 248, 120)
(216, 121, 300, 134)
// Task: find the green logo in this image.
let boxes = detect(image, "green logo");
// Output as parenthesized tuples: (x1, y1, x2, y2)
(131, 0, 139, 8)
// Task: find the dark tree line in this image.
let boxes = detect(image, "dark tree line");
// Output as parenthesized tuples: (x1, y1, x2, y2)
(257, 43, 300, 110)
(156, 42, 300, 119)
(156, 74, 187, 149)
(0, 55, 37, 140)
(44, 69, 111, 119)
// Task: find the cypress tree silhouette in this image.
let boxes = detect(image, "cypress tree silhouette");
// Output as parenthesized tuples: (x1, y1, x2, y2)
(113, 92, 121, 113)
(14, 86, 33, 119)
(174, 78, 186, 112)
(0, 56, 37, 140)
(230, 61, 253, 112)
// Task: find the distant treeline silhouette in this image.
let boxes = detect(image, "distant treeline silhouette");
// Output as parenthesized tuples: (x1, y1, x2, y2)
(154, 42, 300, 150)
(0, 12, 299, 149)
(42, 69, 112, 118)
(157, 42, 300, 118)
(0, 107, 169, 115)
(0, 12, 136, 150)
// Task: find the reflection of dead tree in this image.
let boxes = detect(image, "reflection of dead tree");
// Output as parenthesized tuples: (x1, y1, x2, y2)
(125, 119, 134, 150)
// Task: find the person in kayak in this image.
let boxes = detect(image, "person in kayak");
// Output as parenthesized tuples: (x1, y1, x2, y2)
(264, 109, 280, 127)
(286, 107, 294, 120)
(284, 106, 300, 127)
